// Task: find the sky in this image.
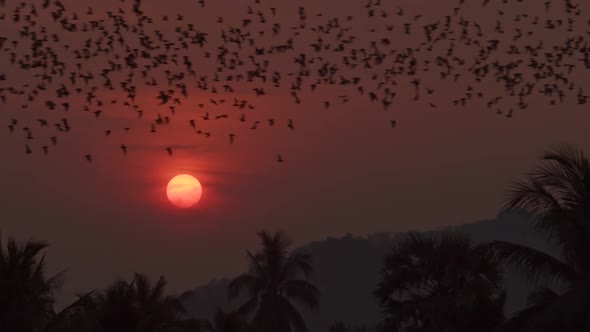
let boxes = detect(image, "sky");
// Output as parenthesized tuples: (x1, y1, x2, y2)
(1, 0, 590, 306)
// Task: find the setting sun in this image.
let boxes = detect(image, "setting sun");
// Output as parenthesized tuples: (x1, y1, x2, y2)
(166, 174, 202, 208)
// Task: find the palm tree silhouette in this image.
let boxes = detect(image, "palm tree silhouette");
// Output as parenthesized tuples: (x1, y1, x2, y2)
(202, 307, 249, 332)
(228, 230, 319, 332)
(77, 273, 185, 332)
(134, 273, 186, 332)
(0, 234, 64, 332)
(491, 144, 590, 331)
(41, 291, 96, 332)
(374, 231, 506, 332)
(92, 278, 141, 332)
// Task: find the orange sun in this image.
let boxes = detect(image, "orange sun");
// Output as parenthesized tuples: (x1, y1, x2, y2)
(166, 174, 203, 208)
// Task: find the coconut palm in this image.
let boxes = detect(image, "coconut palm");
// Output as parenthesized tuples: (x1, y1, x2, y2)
(374, 231, 506, 332)
(134, 273, 186, 332)
(0, 234, 64, 332)
(92, 278, 140, 332)
(41, 291, 98, 332)
(202, 307, 249, 332)
(228, 230, 320, 332)
(491, 144, 590, 331)
(79, 273, 185, 332)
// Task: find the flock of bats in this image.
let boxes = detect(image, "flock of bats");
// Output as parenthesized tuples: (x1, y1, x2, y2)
(0, 0, 588, 163)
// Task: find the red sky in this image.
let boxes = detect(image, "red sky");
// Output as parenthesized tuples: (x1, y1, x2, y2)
(1, 0, 590, 306)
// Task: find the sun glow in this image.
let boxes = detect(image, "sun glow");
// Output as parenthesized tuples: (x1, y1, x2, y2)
(166, 174, 202, 208)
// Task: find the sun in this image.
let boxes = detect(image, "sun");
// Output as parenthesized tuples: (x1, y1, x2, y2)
(166, 174, 203, 208)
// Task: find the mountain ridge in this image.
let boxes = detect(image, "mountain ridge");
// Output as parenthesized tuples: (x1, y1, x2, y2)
(180, 209, 557, 331)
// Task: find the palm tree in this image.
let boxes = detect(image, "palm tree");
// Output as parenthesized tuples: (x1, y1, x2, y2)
(374, 231, 506, 332)
(41, 291, 100, 332)
(0, 234, 64, 332)
(228, 230, 320, 332)
(134, 273, 186, 332)
(203, 307, 249, 332)
(92, 278, 140, 332)
(491, 144, 590, 331)
(79, 273, 185, 332)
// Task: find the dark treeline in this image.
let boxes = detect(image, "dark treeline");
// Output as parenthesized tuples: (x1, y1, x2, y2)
(2, 143, 589, 332)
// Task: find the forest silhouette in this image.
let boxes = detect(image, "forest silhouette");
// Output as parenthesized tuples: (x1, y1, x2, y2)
(1, 143, 588, 332)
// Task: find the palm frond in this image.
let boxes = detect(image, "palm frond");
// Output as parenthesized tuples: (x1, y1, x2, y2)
(490, 241, 574, 285)
(236, 295, 259, 317)
(503, 178, 562, 216)
(282, 279, 319, 310)
(228, 273, 259, 300)
(246, 250, 265, 277)
(150, 275, 168, 302)
(133, 272, 150, 303)
(41, 291, 96, 332)
(281, 252, 313, 281)
(277, 295, 308, 332)
(541, 144, 588, 182)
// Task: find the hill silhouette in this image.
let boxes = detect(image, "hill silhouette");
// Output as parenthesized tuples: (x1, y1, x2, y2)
(180, 209, 557, 331)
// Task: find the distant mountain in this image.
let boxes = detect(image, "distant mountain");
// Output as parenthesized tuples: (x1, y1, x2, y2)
(179, 210, 558, 331)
